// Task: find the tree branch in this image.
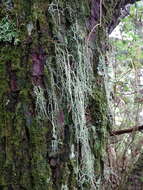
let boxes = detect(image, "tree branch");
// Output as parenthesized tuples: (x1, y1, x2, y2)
(110, 125, 143, 136)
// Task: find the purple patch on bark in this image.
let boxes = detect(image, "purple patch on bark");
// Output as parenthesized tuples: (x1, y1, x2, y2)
(32, 53, 44, 76)
(86, 0, 101, 39)
(91, 0, 100, 21)
(10, 79, 17, 92)
(57, 111, 65, 126)
(31, 49, 45, 86)
(6, 61, 19, 92)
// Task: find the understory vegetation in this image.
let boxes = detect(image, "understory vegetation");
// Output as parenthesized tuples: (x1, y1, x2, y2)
(103, 1, 143, 189)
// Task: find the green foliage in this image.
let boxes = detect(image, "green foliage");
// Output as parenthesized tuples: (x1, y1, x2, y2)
(0, 16, 19, 44)
(105, 2, 143, 188)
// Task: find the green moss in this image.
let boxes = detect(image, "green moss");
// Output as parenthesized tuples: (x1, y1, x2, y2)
(86, 83, 109, 178)
(0, 40, 51, 188)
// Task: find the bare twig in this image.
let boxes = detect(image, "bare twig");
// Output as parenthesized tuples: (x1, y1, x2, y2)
(110, 125, 143, 136)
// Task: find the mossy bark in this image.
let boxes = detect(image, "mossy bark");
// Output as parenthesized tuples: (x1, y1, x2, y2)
(0, 0, 132, 189)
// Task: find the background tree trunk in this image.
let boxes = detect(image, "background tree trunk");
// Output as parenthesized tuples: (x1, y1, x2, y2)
(0, 0, 138, 189)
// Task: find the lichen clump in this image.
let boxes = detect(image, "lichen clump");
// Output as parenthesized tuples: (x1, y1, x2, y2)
(0, 16, 19, 44)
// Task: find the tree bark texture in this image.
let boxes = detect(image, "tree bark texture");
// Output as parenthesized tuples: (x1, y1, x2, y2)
(0, 0, 139, 189)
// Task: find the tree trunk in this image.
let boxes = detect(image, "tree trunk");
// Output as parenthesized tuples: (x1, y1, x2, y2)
(0, 0, 138, 189)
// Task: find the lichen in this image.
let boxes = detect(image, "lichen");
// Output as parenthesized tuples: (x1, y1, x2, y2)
(0, 16, 19, 44)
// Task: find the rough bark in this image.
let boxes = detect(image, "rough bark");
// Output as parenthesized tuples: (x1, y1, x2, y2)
(0, 0, 139, 189)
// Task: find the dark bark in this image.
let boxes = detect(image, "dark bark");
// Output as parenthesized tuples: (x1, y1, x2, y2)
(107, 0, 140, 33)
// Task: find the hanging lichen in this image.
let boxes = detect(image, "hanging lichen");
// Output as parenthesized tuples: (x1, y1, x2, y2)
(43, 1, 99, 188)
(32, 0, 110, 189)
